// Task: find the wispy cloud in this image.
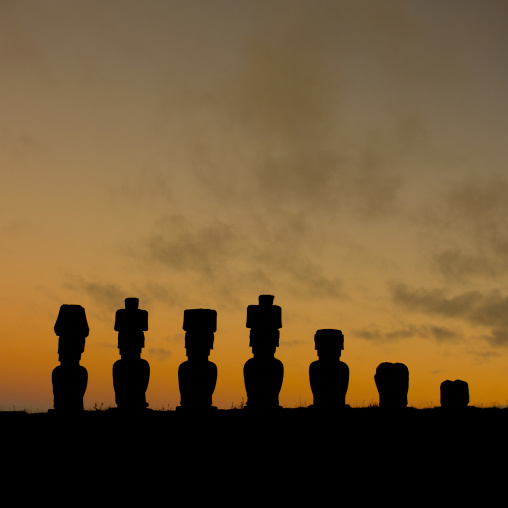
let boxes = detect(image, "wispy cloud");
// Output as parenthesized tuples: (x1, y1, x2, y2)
(141, 212, 345, 303)
(64, 280, 126, 311)
(353, 323, 459, 344)
(423, 178, 508, 283)
(391, 283, 508, 347)
(146, 348, 172, 361)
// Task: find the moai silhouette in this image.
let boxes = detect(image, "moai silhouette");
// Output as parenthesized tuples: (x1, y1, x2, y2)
(177, 309, 218, 411)
(309, 329, 349, 409)
(52, 304, 89, 411)
(112, 298, 150, 410)
(374, 362, 409, 409)
(243, 295, 283, 410)
(440, 379, 469, 409)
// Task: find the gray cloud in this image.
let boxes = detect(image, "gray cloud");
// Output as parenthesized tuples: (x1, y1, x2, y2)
(142, 212, 344, 304)
(433, 250, 498, 282)
(481, 329, 508, 348)
(353, 329, 383, 341)
(135, 283, 185, 309)
(391, 283, 508, 347)
(147, 215, 242, 279)
(185, 11, 410, 221)
(63, 277, 189, 324)
(385, 325, 425, 341)
(391, 284, 483, 319)
(353, 323, 459, 344)
(146, 348, 172, 361)
(424, 178, 508, 282)
(64, 280, 127, 312)
(466, 348, 502, 366)
(48, 0, 480, 313)
(430, 326, 459, 342)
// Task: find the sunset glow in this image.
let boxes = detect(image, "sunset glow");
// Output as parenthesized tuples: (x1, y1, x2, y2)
(2, 0, 508, 411)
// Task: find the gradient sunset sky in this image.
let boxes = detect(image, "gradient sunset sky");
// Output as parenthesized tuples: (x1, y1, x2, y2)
(2, 0, 508, 410)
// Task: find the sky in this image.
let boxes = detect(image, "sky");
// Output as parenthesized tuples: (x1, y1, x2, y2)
(2, 0, 508, 410)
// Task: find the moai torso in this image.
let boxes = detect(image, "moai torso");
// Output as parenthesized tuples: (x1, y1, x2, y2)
(112, 298, 150, 410)
(309, 329, 349, 408)
(440, 379, 469, 409)
(243, 295, 284, 410)
(374, 362, 409, 409)
(52, 304, 89, 411)
(178, 308, 218, 410)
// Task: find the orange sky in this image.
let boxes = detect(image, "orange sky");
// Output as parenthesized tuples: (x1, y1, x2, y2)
(2, 1, 508, 410)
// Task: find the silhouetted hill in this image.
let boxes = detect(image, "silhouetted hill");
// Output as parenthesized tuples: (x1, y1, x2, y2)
(2, 407, 504, 502)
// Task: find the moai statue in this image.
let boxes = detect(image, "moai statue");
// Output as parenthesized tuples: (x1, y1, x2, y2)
(440, 379, 469, 409)
(112, 298, 150, 410)
(374, 362, 409, 409)
(309, 329, 349, 409)
(52, 304, 89, 411)
(243, 295, 283, 410)
(177, 309, 218, 411)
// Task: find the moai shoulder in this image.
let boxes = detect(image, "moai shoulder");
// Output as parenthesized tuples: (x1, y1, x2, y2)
(309, 329, 349, 409)
(440, 379, 469, 409)
(374, 362, 409, 409)
(178, 308, 218, 411)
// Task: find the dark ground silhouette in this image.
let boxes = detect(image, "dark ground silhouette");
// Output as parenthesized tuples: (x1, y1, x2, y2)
(441, 379, 469, 408)
(41, 298, 503, 502)
(2, 406, 505, 503)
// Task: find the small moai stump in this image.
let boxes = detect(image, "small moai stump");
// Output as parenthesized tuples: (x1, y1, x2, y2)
(440, 380, 469, 409)
(309, 329, 349, 410)
(177, 308, 218, 412)
(52, 304, 89, 412)
(243, 295, 284, 410)
(112, 298, 150, 410)
(374, 362, 409, 409)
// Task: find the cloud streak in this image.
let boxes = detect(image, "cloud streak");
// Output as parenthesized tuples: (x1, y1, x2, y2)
(424, 178, 508, 283)
(391, 283, 508, 347)
(353, 323, 459, 344)
(142, 213, 345, 303)
(64, 280, 126, 311)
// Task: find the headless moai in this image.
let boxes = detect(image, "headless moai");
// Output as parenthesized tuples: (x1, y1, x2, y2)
(52, 304, 89, 411)
(309, 329, 349, 409)
(243, 295, 283, 410)
(440, 380, 469, 409)
(112, 298, 150, 410)
(178, 309, 218, 411)
(374, 362, 409, 409)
